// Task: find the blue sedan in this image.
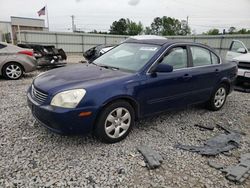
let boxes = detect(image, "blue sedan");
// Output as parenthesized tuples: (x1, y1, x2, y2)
(27, 36, 237, 143)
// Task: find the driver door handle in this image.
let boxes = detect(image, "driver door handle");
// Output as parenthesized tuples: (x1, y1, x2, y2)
(182, 74, 192, 80)
(215, 68, 220, 75)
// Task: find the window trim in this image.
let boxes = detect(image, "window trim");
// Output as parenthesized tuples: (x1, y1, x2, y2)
(147, 44, 190, 74)
(210, 51, 220, 65)
(159, 45, 189, 70)
(147, 43, 221, 74)
(188, 45, 221, 68)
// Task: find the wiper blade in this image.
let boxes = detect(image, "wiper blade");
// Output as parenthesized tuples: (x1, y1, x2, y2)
(99, 65, 119, 70)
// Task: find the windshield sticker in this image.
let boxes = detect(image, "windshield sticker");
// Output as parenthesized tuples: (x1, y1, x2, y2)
(139, 47, 158, 51)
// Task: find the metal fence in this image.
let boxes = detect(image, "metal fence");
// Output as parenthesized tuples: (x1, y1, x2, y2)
(19, 31, 128, 54)
(19, 31, 250, 58)
(166, 35, 250, 58)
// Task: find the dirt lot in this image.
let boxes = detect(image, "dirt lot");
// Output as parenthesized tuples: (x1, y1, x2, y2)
(0, 65, 249, 188)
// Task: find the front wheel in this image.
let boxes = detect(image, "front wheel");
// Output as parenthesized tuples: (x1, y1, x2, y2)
(94, 100, 135, 143)
(207, 84, 228, 111)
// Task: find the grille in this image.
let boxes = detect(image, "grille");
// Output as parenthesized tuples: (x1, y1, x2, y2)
(238, 62, 250, 70)
(31, 85, 48, 104)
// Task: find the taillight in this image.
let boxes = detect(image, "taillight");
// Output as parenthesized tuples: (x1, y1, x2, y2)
(18, 50, 33, 57)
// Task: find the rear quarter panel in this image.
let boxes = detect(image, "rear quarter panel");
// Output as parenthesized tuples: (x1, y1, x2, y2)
(1, 54, 37, 73)
(216, 61, 238, 92)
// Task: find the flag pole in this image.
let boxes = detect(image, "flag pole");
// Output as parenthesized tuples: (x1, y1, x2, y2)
(46, 5, 50, 31)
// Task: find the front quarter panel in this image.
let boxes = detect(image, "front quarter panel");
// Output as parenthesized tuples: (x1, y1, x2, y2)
(77, 74, 144, 115)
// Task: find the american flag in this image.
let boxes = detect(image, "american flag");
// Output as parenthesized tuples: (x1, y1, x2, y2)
(37, 6, 46, 16)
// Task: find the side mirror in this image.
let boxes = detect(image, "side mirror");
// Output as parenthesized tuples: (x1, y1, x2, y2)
(237, 48, 247, 54)
(154, 64, 173, 73)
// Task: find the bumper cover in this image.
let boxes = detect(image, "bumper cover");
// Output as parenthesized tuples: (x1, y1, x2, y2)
(238, 68, 250, 78)
(27, 92, 97, 135)
(37, 58, 67, 67)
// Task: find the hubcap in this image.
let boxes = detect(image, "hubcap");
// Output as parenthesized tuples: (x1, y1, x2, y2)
(6, 64, 22, 79)
(214, 87, 226, 108)
(105, 107, 131, 139)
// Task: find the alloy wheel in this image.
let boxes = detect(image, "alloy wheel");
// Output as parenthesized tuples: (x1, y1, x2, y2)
(104, 107, 131, 139)
(5, 64, 22, 79)
(214, 87, 226, 108)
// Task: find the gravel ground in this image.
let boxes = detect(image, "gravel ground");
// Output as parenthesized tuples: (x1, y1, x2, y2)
(0, 67, 250, 188)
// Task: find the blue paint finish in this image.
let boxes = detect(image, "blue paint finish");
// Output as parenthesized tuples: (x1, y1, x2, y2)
(27, 39, 237, 135)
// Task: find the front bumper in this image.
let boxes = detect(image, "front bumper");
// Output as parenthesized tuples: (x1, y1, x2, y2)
(237, 68, 250, 83)
(27, 91, 97, 135)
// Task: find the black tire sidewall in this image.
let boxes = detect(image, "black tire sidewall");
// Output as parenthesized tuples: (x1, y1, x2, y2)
(94, 100, 135, 143)
(3, 63, 23, 80)
(208, 84, 227, 111)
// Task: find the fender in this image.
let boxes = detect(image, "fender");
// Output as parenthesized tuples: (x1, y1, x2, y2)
(100, 94, 140, 120)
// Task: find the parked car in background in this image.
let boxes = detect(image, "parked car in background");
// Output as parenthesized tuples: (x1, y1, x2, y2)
(0, 42, 36, 80)
(18, 44, 67, 67)
(83, 44, 114, 62)
(226, 40, 250, 84)
(27, 36, 237, 143)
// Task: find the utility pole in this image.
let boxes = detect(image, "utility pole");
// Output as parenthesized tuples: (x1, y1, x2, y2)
(186, 16, 189, 35)
(71, 15, 75, 32)
(46, 5, 50, 31)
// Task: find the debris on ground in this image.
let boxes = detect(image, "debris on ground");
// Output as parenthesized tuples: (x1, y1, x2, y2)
(209, 153, 250, 184)
(137, 146, 163, 169)
(21, 135, 40, 140)
(208, 160, 225, 170)
(194, 124, 215, 131)
(223, 153, 250, 184)
(216, 124, 246, 136)
(175, 132, 242, 156)
(234, 85, 250, 93)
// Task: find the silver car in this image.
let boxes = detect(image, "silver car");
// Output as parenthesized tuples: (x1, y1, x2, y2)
(0, 42, 37, 80)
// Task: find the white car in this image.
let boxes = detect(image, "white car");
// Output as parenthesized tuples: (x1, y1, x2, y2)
(226, 40, 250, 84)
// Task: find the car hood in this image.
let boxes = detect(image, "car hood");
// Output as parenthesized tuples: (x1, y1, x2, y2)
(233, 53, 250, 62)
(33, 64, 131, 93)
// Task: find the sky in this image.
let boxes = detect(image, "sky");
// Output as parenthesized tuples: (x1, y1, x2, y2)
(0, 0, 250, 34)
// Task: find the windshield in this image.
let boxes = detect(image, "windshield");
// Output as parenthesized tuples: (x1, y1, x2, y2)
(94, 43, 160, 72)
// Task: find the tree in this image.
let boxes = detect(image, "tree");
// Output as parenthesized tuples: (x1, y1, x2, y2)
(237, 28, 250, 34)
(205, 28, 220, 35)
(144, 27, 152, 35)
(180, 20, 191, 35)
(150, 17, 163, 35)
(110, 18, 128, 35)
(109, 18, 143, 35)
(126, 19, 143, 35)
(228, 27, 236, 34)
(145, 16, 191, 36)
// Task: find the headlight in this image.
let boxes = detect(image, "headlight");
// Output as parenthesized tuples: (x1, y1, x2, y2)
(51, 89, 86, 108)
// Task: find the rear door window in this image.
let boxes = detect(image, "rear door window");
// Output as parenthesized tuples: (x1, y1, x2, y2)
(190, 46, 212, 67)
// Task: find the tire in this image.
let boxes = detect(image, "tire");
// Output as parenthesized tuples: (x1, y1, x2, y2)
(94, 100, 135, 143)
(207, 84, 228, 111)
(2, 62, 23, 80)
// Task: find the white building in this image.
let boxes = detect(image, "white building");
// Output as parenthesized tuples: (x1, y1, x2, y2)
(0, 16, 46, 43)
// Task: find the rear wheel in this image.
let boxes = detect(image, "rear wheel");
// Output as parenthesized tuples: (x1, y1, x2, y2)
(3, 63, 23, 80)
(207, 84, 228, 111)
(94, 100, 135, 143)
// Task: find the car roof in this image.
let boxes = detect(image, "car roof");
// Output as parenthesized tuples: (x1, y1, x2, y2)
(124, 36, 214, 49)
(124, 35, 169, 45)
(123, 36, 220, 57)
